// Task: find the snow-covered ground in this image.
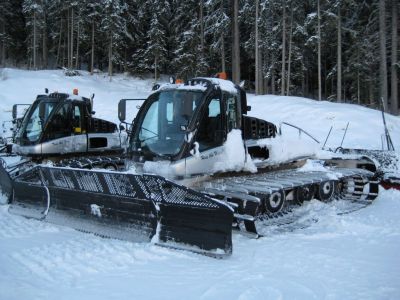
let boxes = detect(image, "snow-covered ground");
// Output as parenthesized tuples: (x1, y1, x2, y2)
(0, 69, 399, 300)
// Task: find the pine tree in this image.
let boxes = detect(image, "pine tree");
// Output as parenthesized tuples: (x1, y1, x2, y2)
(101, 0, 127, 79)
(22, 0, 45, 70)
(0, 0, 13, 66)
(205, 0, 230, 74)
(146, 10, 167, 81)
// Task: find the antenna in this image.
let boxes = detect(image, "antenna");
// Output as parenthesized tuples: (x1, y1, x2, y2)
(379, 97, 395, 151)
(322, 126, 333, 150)
(339, 122, 349, 148)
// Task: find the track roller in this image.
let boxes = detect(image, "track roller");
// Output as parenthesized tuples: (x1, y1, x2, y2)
(295, 184, 316, 204)
(265, 190, 286, 213)
(317, 180, 335, 202)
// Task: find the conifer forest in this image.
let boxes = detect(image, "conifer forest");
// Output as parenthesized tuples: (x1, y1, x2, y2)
(0, 0, 398, 114)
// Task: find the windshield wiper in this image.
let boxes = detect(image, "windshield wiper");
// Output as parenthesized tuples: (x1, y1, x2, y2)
(141, 127, 158, 136)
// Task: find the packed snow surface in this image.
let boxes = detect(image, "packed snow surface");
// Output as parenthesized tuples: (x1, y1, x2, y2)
(1, 69, 400, 300)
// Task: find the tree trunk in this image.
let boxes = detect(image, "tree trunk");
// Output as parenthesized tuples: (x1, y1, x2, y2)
(70, 7, 74, 69)
(337, 3, 342, 102)
(108, 31, 113, 80)
(379, 0, 388, 111)
(221, 0, 225, 73)
(1, 16, 5, 67)
(67, 8, 70, 68)
(200, 0, 204, 53)
(42, 28, 47, 68)
(391, 0, 398, 115)
(286, 4, 293, 96)
(357, 68, 360, 104)
(33, 11, 37, 70)
(369, 78, 374, 106)
(271, 61, 276, 94)
(317, 0, 322, 100)
(154, 56, 158, 81)
(75, 18, 80, 69)
(281, 0, 286, 95)
(63, 20, 67, 68)
(56, 19, 63, 67)
(91, 21, 95, 75)
(255, 0, 260, 95)
(232, 0, 240, 84)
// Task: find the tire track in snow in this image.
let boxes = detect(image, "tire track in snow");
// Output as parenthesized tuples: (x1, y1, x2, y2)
(0, 206, 60, 238)
(9, 236, 171, 284)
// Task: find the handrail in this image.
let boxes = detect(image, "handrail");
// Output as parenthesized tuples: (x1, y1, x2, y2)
(280, 122, 320, 144)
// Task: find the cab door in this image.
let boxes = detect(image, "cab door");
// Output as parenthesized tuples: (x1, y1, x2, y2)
(40, 102, 73, 154)
(196, 92, 225, 152)
(70, 102, 88, 153)
(223, 91, 242, 132)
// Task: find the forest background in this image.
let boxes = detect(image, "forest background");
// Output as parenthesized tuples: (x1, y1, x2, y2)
(0, 0, 398, 114)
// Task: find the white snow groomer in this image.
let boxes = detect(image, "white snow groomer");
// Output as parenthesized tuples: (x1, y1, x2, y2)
(0, 90, 125, 200)
(0, 79, 384, 256)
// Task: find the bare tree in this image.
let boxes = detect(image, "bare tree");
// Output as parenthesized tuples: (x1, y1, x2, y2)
(33, 11, 37, 70)
(391, 0, 398, 115)
(337, 2, 342, 102)
(108, 32, 113, 80)
(67, 8, 70, 68)
(1, 13, 5, 67)
(220, 0, 226, 73)
(255, 0, 261, 95)
(286, 3, 293, 96)
(200, 0, 204, 54)
(281, 0, 286, 95)
(70, 7, 74, 69)
(75, 12, 80, 70)
(232, 0, 240, 84)
(91, 21, 95, 75)
(56, 19, 63, 67)
(379, 0, 388, 110)
(317, 0, 322, 101)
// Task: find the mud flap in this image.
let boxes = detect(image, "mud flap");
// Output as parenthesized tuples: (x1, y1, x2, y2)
(11, 166, 233, 256)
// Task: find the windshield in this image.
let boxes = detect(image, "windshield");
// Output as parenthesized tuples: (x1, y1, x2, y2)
(18, 100, 57, 144)
(133, 90, 204, 156)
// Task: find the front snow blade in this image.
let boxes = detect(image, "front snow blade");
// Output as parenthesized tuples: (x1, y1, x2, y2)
(11, 166, 233, 257)
(0, 158, 13, 203)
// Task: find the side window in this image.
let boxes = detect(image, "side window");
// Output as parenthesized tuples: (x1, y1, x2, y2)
(72, 105, 84, 134)
(196, 95, 224, 151)
(166, 102, 173, 123)
(225, 93, 240, 131)
(43, 103, 71, 141)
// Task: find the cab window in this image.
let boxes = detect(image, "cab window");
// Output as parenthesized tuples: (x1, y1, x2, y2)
(72, 105, 84, 134)
(197, 94, 224, 151)
(43, 103, 71, 141)
(224, 93, 241, 131)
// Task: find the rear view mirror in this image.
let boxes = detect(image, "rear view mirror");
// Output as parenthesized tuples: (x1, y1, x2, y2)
(12, 105, 18, 120)
(118, 99, 127, 122)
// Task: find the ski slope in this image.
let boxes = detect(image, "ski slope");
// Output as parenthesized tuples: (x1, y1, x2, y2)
(0, 69, 400, 300)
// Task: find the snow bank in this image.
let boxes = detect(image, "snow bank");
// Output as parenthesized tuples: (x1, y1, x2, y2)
(213, 129, 257, 173)
(257, 134, 319, 165)
(0, 192, 8, 205)
(247, 94, 400, 151)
